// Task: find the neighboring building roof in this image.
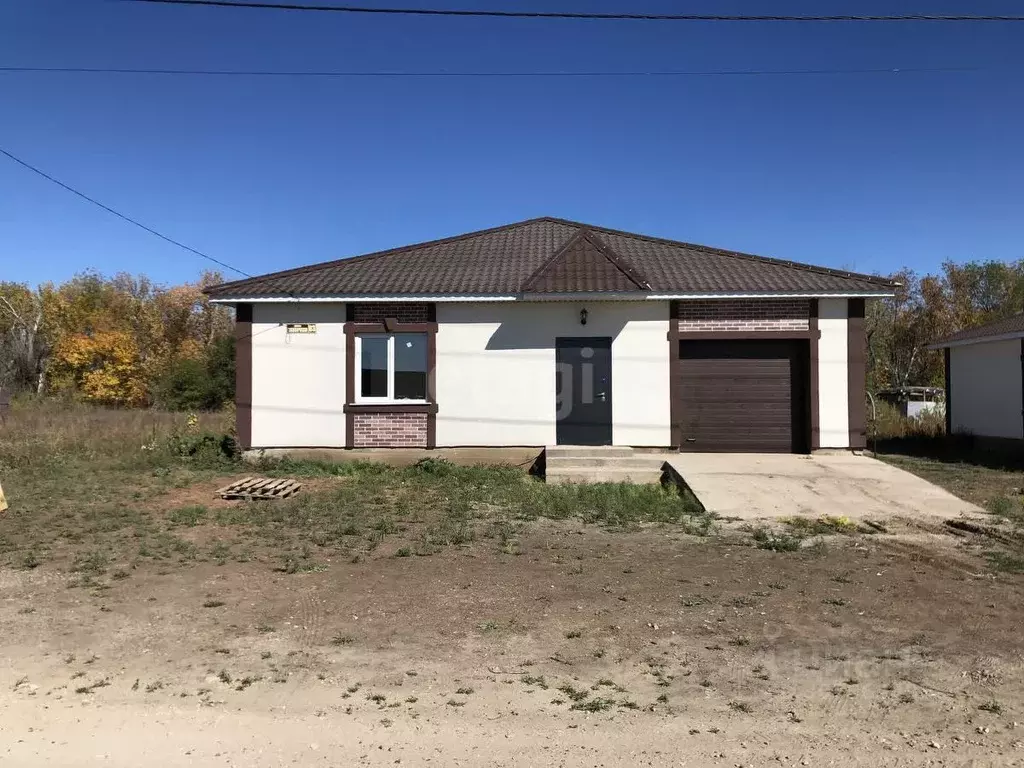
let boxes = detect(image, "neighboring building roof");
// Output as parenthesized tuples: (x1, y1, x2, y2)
(204, 216, 896, 299)
(931, 313, 1024, 348)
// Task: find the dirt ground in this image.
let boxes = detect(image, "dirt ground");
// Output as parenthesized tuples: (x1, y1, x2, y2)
(3, 502, 1024, 767)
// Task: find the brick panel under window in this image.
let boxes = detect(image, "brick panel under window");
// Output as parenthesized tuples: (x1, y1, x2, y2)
(677, 299, 810, 332)
(352, 413, 428, 448)
(349, 303, 432, 323)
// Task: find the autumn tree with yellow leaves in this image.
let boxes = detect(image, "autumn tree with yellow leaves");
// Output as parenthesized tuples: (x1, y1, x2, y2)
(0, 270, 233, 408)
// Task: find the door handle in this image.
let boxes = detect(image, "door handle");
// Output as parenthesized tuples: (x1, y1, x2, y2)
(595, 392, 606, 401)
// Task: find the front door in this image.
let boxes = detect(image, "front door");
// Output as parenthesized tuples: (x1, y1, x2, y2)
(555, 337, 613, 445)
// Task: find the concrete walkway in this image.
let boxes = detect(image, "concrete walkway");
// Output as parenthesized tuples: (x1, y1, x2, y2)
(663, 452, 983, 522)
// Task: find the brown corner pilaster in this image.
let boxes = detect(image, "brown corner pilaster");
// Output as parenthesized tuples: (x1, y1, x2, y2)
(234, 303, 253, 450)
(809, 299, 820, 450)
(427, 303, 437, 448)
(669, 300, 681, 449)
(345, 322, 355, 448)
(847, 298, 867, 449)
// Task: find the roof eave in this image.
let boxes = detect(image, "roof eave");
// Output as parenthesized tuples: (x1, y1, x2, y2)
(209, 289, 895, 304)
(929, 330, 1024, 350)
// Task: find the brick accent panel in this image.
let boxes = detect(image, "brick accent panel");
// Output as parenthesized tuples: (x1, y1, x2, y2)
(349, 303, 432, 323)
(676, 299, 810, 332)
(351, 412, 428, 448)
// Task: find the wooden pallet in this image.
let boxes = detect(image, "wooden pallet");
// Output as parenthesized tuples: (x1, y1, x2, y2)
(216, 477, 301, 501)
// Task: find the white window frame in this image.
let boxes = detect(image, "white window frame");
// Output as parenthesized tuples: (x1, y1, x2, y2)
(354, 333, 429, 404)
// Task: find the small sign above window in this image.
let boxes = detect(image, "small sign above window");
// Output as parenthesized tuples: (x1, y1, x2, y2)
(286, 323, 317, 334)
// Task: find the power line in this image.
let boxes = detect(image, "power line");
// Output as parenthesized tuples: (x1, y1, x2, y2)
(121, 0, 1024, 23)
(0, 65, 987, 78)
(0, 146, 252, 279)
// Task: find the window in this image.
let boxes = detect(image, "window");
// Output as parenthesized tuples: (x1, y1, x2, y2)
(356, 333, 428, 402)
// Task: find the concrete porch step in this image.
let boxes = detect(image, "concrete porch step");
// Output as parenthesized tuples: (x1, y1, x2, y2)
(543, 445, 666, 484)
(544, 467, 666, 485)
(544, 445, 635, 459)
(547, 456, 666, 469)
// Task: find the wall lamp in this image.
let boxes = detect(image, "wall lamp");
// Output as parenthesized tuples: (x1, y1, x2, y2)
(579, 308, 588, 326)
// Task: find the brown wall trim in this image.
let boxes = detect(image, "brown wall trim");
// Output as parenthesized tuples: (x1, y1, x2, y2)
(345, 323, 356, 448)
(944, 347, 952, 435)
(668, 329, 819, 341)
(668, 300, 681, 449)
(234, 303, 253, 450)
(344, 321, 438, 334)
(809, 299, 820, 450)
(847, 298, 867, 449)
(344, 403, 439, 414)
(427, 318, 437, 448)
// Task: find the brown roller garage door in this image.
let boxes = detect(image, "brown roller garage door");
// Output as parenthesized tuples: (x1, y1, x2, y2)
(675, 339, 809, 453)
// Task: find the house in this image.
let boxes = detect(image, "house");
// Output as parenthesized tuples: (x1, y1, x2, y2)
(931, 314, 1024, 445)
(204, 217, 895, 453)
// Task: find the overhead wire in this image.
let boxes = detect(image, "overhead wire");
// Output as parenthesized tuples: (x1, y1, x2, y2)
(0, 146, 259, 283)
(0, 65, 987, 78)
(120, 0, 1024, 23)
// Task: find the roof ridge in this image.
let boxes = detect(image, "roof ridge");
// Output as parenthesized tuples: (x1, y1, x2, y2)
(204, 216, 571, 295)
(581, 230, 651, 290)
(520, 227, 650, 293)
(539, 216, 896, 288)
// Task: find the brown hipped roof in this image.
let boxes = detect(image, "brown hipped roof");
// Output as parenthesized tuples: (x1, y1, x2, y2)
(204, 216, 895, 298)
(932, 313, 1024, 346)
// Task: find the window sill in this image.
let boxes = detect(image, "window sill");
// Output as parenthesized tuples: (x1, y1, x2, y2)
(344, 403, 438, 414)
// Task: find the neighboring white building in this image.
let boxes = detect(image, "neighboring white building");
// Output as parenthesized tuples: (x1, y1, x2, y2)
(932, 315, 1024, 444)
(205, 217, 895, 453)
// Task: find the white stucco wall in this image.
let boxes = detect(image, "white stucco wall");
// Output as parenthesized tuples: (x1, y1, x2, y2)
(950, 339, 1023, 439)
(250, 303, 347, 447)
(435, 301, 671, 447)
(817, 298, 850, 449)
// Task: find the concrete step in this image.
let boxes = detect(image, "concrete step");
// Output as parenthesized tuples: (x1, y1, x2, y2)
(544, 467, 666, 485)
(544, 445, 635, 459)
(545, 456, 666, 469)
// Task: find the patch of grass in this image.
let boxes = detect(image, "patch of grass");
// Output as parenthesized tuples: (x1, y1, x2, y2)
(822, 597, 849, 607)
(978, 700, 1003, 715)
(898, 692, 915, 704)
(202, 599, 225, 608)
(781, 515, 859, 535)
(571, 697, 615, 712)
(728, 700, 752, 713)
(367, 693, 386, 704)
(74, 678, 111, 694)
(330, 634, 355, 646)
(985, 550, 1024, 573)
(557, 684, 589, 703)
(169, 505, 208, 526)
(394, 547, 412, 558)
(728, 636, 751, 647)
(446, 699, 466, 707)
(217, 670, 232, 684)
(520, 674, 548, 689)
(750, 527, 802, 552)
(564, 629, 582, 639)
(454, 686, 474, 695)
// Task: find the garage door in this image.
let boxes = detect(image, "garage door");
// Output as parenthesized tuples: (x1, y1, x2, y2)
(675, 339, 809, 453)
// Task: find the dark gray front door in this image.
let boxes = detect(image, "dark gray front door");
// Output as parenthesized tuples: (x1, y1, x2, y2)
(555, 337, 613, 446)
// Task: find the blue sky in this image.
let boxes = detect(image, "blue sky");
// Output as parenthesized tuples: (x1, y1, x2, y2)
(2, 0, 1022, 288)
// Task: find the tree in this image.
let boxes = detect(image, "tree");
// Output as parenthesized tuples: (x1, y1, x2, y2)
(0, 282, 53, 394)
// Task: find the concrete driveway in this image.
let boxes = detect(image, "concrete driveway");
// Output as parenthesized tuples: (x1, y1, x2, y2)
(665, 452, 983, 522)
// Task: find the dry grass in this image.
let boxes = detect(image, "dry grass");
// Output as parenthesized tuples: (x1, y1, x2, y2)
(0, 400, 711, 575)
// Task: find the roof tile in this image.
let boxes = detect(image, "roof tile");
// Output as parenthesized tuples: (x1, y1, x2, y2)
(205, 216, 894, 298)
